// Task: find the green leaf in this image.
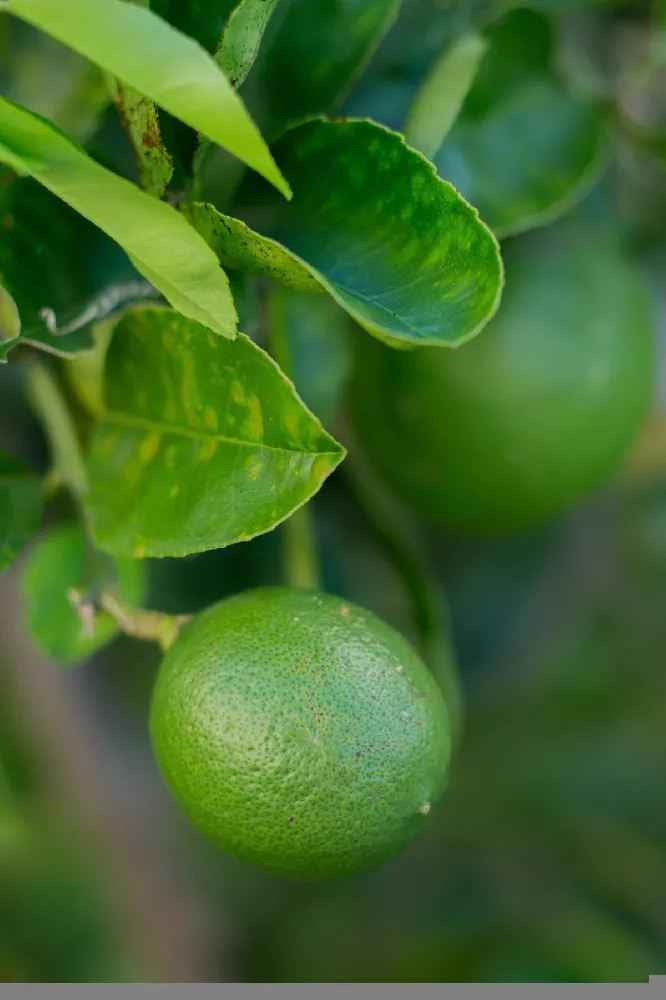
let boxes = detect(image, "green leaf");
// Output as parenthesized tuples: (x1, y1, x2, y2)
(246, 0, 406, 134)
(436, 80, 607, 237)
(267, 286, 352, 427)
(115, 85, 174, 197)
(20, 522, 146, 664)
(86, 307, 346, 558)
(216, 0, 281, 90)
(0, 98, 238, 338)
(0, 451, 44, 573)
(0, 285, 20, 345)
(404, 33, 488, 160)
(62, 319, 115, 419)
(6, 0, 290, 197)
(0, 167, 155, 362)
(190, 118, 504, 348)
(151, 0, 237, 54)
(433, 9, 608, 236)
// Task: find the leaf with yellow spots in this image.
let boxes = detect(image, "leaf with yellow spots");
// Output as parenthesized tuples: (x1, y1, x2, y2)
(188, 118, 503, 349)
(86, 307, 346, 558)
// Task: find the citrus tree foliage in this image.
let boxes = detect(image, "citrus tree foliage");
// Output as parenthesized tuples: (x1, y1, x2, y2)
(0, 0, 661, 883)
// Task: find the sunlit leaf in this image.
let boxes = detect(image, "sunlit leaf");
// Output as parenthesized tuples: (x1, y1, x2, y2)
(87, 307, 345, 558)
(6, 0, 289, 196)
(20, 521, 146, 664)
(0, 98, 238, 338)
(191, 118, 503, 349)
(0, 450, 44, 572)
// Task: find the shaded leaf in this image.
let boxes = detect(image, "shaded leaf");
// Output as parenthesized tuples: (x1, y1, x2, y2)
(404, 33, 488, 160)
(0, 98, 238, 338)
(246, 0, 406, 134)
(151, 0, 237, 54)
(7, 0, 289, 197)
(216, 0, 281, 90)
(115, 86, 174, 197)
(87, 307, 345, 558)
(0, 285, 20, 345)
(0, 167, 154, 362)
(267, 286, 352, 427)
(436, 80, 608, 237)
(0, 450, 44, 572)
(433, 9, 608, 236)
(20, 522, 146, 664)
(191, 118, 503, 348)
(463, 7, 554, 120)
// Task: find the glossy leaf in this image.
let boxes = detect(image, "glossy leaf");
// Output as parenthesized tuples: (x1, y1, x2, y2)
(216, 0, 281, 90)
(246, 0, 405, 134)
(404, 33, 488, 159)
(192, 119, 504, 348)
(116, 86, 174, 197)
(87, 307, 345, 558)
(20, 522, 146, 664)
(6, 0, 290, 197)
(0, 98, 238, 338)
(0, 451, 44, 572)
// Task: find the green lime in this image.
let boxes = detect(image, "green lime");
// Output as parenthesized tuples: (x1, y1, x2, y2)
(351, 221, 654, 534)
(150, 587, 451, 878)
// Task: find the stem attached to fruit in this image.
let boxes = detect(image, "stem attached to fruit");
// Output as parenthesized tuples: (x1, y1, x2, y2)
(262, 281, 322, 591)
(69, 587, 191, 652)
(342, 425, 464, 743)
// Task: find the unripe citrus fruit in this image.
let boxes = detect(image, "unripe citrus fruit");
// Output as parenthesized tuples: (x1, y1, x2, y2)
(351, 221, 654, 534)
(150, 587, 451, 878)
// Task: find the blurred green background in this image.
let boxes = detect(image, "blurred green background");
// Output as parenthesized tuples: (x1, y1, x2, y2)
(2, 0, 666, 984)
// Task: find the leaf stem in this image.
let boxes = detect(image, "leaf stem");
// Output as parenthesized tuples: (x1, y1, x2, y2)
(25, 361, 89, 503)
(342, 425, 464, 742)
(70, 588, 191, 653)
(262, 281, 322, 591)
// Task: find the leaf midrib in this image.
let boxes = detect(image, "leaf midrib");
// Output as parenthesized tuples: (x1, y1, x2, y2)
(102, 408, 342, 458)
